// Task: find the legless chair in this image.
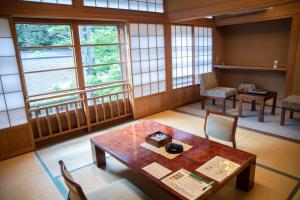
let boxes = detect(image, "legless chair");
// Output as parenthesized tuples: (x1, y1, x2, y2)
(58, 160, 149, 200)
(200, 71, 238, 112)
(204, 110, 238, 148)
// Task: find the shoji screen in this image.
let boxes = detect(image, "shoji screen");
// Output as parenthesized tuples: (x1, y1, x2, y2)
(84, 0, 164, 13)
(194, 27, 213, 84)
(171, 25, 193, 89)
(22, 0, 72, 5)
(129, 23, 166, 98)
(0, 18, 27, 129)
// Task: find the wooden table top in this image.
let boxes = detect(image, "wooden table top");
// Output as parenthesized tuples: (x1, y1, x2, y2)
(239, 90, 277, 98)
(90, 120, 256, 199)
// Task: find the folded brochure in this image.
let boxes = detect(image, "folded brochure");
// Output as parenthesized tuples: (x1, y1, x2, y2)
(161, 168, 213, 200)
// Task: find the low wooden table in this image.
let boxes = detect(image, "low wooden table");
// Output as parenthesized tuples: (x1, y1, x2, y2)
(239, 91, 277, 122)
(90, 121, 256, 200)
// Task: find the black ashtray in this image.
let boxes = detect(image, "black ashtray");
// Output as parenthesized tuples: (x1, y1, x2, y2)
(165, 143, 183, 154)
(146, 131, 172, 148)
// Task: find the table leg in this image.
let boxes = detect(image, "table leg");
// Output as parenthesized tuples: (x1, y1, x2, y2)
(233, 95, 236, 108)
(280, 108, 286, 126)
(251, 100, 256, 111)
(239, 99, 243, 117)
(222, 99, 226, 113)
(236, 160, 256, 191)
(271, 93, 277, 115)
(91, 142, 106, 167)
(259, 100, 265, 122)
(290, 111, 294, 119)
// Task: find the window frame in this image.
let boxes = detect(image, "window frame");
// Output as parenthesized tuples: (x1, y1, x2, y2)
(171, 24, 213, 90)
(14, 21, 80, 98)
(13, 18, 130, 109)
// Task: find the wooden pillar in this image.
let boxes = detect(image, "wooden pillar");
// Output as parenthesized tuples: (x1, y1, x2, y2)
(285, 15, 300, 96)
(72, 22, 91, 131)
(165, 22, 173, 109)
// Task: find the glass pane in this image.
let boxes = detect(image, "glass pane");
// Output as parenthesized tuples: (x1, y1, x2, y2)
(141, 61, 149, 73)
(57, 0, 72, 4)
(15, 24, 72, 47)
(134, 86, 142, 97)
(20, 48, 75, 72)
(24, 69, 77, 96)
(0, 56, 19, 75)
(84, 0, 96, 6)
(151, 82, 158, 94)
(5, 92, 24, 110)
(84, 64, 121, 86)
(108, 0, 118, 8)
(0, 38, 15, 56)
(129, 1, 138, 10)
(142, 73, 150, 84)
(0, 18, 12, 37)
(130, 37, 140, 49)
(159, 81, 165, 92)
(140, 48, 149, 61)
(131, 49, 140, 61)
(96, 0, 107, 7)
(0, 94, 6, 112)
(132, 62, 140, 74)
(142, 84, 150, 96)
(81, 45, 120, 66)
(139, 24, 148, 36)
(0, 111, 9, 129)
(8, 108, 27, 126)
(119, 0, 129, 9)
(130, 24, 139, 36)
(2, 74, 22, 93)
(79, 25, 118, 45)
(133, 74, 141, 86)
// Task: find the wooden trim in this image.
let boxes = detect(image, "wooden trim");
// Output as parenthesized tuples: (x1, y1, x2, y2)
(285, 14, 300, 96)
(168, 0, 298, 22)
(0, 1, 167, 23)
(215, 2, 300, 26)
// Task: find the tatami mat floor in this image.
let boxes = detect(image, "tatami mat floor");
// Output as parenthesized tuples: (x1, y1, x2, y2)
(176, 100, 300, 141)
(0, 110, 299, 200)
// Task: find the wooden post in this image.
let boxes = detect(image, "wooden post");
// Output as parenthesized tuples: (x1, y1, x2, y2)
(285, 15, 300, 96)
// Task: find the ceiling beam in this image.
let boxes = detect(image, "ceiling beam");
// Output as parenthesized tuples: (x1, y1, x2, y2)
(215, 1, 300, 26)
(168, 0, 299, 22)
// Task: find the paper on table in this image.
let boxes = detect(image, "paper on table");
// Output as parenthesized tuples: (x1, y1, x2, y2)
(140, 139, 192, 159)
(142, 162, 172, 179)
(161, 168, 212, 200)
(196, 156, 240, 182)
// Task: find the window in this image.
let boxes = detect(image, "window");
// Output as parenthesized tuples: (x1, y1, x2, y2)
(0, 18, 27, 129)
(22, 0, 72, 5)
(129, 23, 165, 98)
(171, 25, 193, 89)
(15, 23, 78, 102)
(84, 0, 164, 13)
(194, 26, 212, 84)
(78, 25, 127, 99)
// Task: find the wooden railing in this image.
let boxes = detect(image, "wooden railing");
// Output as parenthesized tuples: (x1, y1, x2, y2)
(27, 82, 132, 142)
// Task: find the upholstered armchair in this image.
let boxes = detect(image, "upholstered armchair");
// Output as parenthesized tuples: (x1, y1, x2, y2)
(200, 71, 238, 112)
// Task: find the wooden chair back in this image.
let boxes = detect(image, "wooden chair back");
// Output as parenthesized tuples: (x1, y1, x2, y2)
(204, 110, 238, 148)
(58, 160, 87, 200)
